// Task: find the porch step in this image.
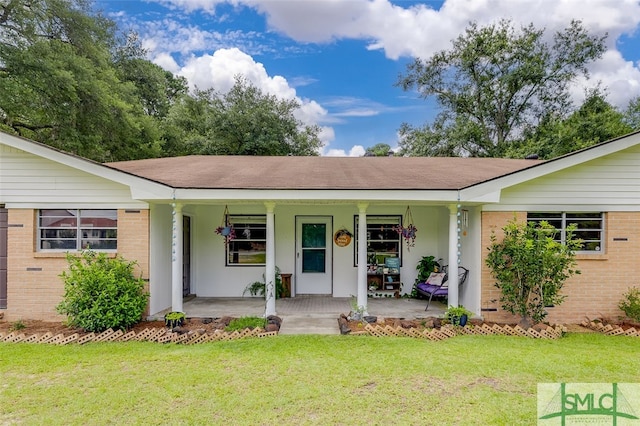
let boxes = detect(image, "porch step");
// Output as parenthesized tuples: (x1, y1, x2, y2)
(278, 314, 340, 335)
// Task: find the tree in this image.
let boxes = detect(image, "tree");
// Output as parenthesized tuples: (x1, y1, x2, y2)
(162, 76, 323, 156)
(397, 20, 606, 158)
(114, 32, 188, 118)
(485, 218, 581, 325)
(506, 88, 632, 159)
(364, 143, 393, 156)
(623, 96, 640, 131)
(0, 0, 163, 161)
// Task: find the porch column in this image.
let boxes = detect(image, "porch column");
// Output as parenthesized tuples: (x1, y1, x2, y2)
(171, 202, 183, 313)
(357, 203, 369, 314)
(265, 202, 276, 317)
(448, 204, 460, 307)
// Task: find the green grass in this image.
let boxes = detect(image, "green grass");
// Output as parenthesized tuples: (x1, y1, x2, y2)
(0, 334, 638, 425)
(225, 316, 266, 331)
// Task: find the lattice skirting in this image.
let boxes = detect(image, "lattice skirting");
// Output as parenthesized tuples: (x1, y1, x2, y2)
(0, 327, 278, 345)
(348, 323, 566, 340)
(580, 321, 640, 337)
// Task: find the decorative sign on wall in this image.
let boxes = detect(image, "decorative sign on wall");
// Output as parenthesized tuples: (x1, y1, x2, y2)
(333, 228, 353, 247)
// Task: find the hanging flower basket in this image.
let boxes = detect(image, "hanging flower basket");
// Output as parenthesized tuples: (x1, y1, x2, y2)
(393, 206, 418, 250)
(215, 206, 236, 244)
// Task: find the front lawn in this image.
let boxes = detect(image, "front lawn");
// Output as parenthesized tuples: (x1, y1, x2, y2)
(0, 334, 638, 425)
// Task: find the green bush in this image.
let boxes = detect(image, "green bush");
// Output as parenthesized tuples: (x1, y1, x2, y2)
(485, 218, 581, 324)
(225, 316, 266, 332)
(56, 250, 148, 332)
(619, 287, 640, 322)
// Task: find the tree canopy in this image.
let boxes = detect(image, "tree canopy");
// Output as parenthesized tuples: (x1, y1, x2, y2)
(397, 19, 608, 158)
(364, 143, 393, 156)
(505, 88, 632, 159)
(162, 76, 322, 156)
(0, 0, 321, 161)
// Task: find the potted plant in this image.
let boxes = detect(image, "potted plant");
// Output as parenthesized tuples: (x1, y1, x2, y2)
(444, 305, 472, 327)
(242, 267, 285, 299)
(164, 311, 186, 328)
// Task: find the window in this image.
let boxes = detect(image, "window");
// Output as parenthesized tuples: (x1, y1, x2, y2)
(527, 212, 604, 252)
(38, 209, 117, 251)
(354, 215, 402, 266)
(226, 215, 266, 265)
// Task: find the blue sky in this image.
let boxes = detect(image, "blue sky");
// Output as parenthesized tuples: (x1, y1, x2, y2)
(95, 0, 640, 156)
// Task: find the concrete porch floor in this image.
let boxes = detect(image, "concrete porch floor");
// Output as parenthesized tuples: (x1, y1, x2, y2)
(168, 296, 447, 335)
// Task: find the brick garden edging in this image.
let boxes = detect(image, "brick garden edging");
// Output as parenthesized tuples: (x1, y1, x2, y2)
(350, 322, 566, 340)
(580, 320, 640, 337)
(0, 327, 278, 345)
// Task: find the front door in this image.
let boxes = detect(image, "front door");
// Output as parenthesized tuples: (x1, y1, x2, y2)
(295, 216, 332, 294)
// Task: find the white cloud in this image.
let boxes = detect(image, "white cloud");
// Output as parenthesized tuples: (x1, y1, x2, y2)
(152, 52, 180, 73)
(171, 47, 337, 150)
(148, 0, 227, 14)
(583, 50, 640, 108)
(323, 145, 366, 157)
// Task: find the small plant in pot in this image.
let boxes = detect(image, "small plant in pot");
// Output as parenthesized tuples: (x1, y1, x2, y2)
(444, 305, 473, 327)
(164, 311, 186, 328)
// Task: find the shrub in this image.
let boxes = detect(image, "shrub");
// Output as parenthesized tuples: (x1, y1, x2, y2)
(225, 316, 266, 332)
(56, 250, 148, 332)
(619, 287, 640, 322)
(10, 320, 26, 331)
(485, 218, 581, 324)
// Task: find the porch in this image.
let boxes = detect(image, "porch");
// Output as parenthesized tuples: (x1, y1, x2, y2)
(163, 296, 447, 334)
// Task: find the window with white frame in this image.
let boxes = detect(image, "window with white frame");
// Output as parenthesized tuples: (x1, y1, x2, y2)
(38, 209, 117, 251)
(527, 212, 604, 252)
(354, 215, 402, 266)
(226, 215, 267, 265)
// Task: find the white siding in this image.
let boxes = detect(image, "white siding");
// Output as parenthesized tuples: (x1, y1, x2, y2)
(0, 144, 146, 207)
(485, 145, 640, 211)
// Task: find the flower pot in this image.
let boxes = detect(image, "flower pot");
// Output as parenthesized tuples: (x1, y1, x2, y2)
(220, 226, 233, 236)
(164, 312, 185, 328)
(459, 314, 468, 327)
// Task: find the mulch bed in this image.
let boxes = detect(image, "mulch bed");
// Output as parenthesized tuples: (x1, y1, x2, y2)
(0, 316, 280, 338)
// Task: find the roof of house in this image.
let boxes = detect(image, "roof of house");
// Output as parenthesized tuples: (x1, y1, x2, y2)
(105, 155, 543, 190)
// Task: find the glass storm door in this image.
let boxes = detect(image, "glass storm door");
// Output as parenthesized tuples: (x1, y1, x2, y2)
(295, 216, 332, 294)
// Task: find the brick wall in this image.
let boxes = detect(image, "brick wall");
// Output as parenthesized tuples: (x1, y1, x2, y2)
(3, 209, 149, 321)
(481, 211, 640, 324)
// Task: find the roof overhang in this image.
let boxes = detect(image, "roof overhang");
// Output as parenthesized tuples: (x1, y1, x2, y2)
(460, 131, 640, 200)
(0, 132, 173, 200)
